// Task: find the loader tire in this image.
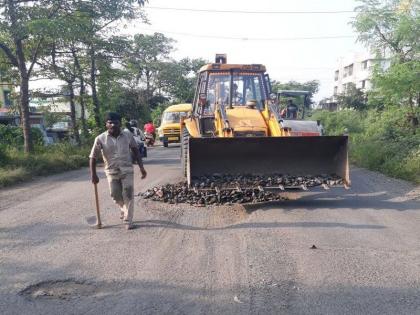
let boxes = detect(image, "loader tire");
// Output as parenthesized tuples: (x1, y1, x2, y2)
(181, 128, 190, 178)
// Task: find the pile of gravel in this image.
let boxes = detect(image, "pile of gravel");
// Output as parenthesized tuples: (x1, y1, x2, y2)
(142, 174, 344, 206)
(191, 173, 344, 190)
(142, 181, 286, 206)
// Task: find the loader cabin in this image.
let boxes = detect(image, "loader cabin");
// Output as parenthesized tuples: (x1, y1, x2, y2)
(277, 90, 323, 136)
(192, 54, 273, 136)
(277, 90, 311, 120)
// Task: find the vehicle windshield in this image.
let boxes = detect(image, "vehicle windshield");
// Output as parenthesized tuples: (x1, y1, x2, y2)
(203, 72, 266, 115)
(162, 111, 189, 124)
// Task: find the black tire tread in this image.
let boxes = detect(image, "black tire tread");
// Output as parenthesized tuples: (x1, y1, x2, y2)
(181, 128, 190, 177)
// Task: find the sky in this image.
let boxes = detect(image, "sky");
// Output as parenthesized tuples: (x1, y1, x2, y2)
(123, 0, 367, 102)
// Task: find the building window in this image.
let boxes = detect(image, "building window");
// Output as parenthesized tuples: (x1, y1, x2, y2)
(343, 64, 354, 77)
(361, 80, 366, 89)
(362, 60, 368, 70)
(333, 86, 338, 95)
(334, 70, 339, 81)
(348, 64, 353, 76)
(3, 90, 11, 107)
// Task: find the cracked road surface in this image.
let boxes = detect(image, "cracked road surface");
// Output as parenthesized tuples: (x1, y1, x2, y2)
(1, 145, 419, 314)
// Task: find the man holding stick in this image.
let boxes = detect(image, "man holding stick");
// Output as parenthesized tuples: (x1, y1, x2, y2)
(89, 112, 147, 230)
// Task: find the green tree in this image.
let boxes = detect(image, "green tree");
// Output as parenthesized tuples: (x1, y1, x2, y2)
(124, 33, 174, 109)
(0, 1, 69, 153)
(352, 0, 419, 130)
(39, 42, 83, 145)
(158, 57, 207, 103)
(336, 83, 368, 110)
(352, 0, 419, 62)
(72, 1, 148, 128)
(0, 0, 148, 152)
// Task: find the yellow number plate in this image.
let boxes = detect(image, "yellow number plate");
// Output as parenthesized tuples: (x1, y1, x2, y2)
(168, 137, 179, 141)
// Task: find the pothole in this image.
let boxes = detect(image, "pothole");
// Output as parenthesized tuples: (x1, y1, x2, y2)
(20, 279, 97, 300)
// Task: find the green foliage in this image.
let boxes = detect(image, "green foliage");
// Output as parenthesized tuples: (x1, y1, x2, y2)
(158, 58, 207, 103)
(0, 145, 9, 167)
(40, 109, 69, 128)
(0, 167, 30, 187)
(0, 0, 149, 150)
(95, 33, 205, 125)
(310, 109, 365, 135)
(312, 107, 420, 183)
(352, 0, 419, 130)
(151, 103, 169, 126)
(336, 83, 368, 111)
(114, 89, 152, 125)
(371, 60, 420, 108)
(0, 143, 90, 187)
(97, 71, 153, 124)
(352, 0, 419, 61)
(124, 33, 174, 106)
(0, 125, 44, 147)
(123, 34, 206, 107)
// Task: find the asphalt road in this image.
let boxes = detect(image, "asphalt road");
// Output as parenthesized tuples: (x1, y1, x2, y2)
(1, 144, 419, 315)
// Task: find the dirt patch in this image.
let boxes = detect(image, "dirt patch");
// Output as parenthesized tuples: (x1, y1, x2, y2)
(139, 198, 251, 230)
(20, 279, 97, 300)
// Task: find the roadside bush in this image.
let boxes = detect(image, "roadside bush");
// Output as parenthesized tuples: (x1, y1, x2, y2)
(312, 108, 420, 184)
(0, 145, 9, 167)
(0, 143, 90, 187)
(0, 125, 44, 147)
(0, 167, 30, 187)
(310, 109, 365, 135)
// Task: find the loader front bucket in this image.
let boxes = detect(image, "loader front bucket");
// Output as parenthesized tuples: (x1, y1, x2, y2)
(187, 136, 350, 188)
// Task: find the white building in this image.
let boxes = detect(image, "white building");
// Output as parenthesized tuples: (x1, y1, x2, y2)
(0, 81, 18, 124)
(332, 51, 390, 99)
(30, 94, 88, 120)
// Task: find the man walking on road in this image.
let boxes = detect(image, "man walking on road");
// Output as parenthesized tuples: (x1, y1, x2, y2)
(89, 112, 147, 230)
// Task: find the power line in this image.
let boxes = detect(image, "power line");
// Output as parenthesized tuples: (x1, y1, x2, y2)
(140, 28, 356, 41)
(145, 6, 356, 14)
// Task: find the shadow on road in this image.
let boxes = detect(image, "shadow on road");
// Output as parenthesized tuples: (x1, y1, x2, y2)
(0, 222, 88, 250)
(132, 219, 385, 231)
(143, 158, 180, 165)
(243, 191, 420, 213)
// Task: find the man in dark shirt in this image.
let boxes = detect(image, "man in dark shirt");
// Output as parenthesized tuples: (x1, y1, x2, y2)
(286, 99, 298, 119)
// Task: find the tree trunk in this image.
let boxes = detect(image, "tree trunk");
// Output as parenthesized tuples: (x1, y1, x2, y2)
(90, 47, 101, 127)
(72, 49, 88, 137)
(20, 75, 33, 153)
(407, 92, 419, 134)
(79, 77, 88, 137)
(8, 0, 32, 153)
(68, 82, 81, 146)
(146, 70, 151, 108)
(16, 41, 33, 153)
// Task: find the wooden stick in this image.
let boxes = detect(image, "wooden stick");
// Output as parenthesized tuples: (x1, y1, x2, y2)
(94, 183, 102, 229)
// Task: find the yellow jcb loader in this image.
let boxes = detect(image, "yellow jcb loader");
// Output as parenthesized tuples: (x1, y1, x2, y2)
(180, 54, 350, 190)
